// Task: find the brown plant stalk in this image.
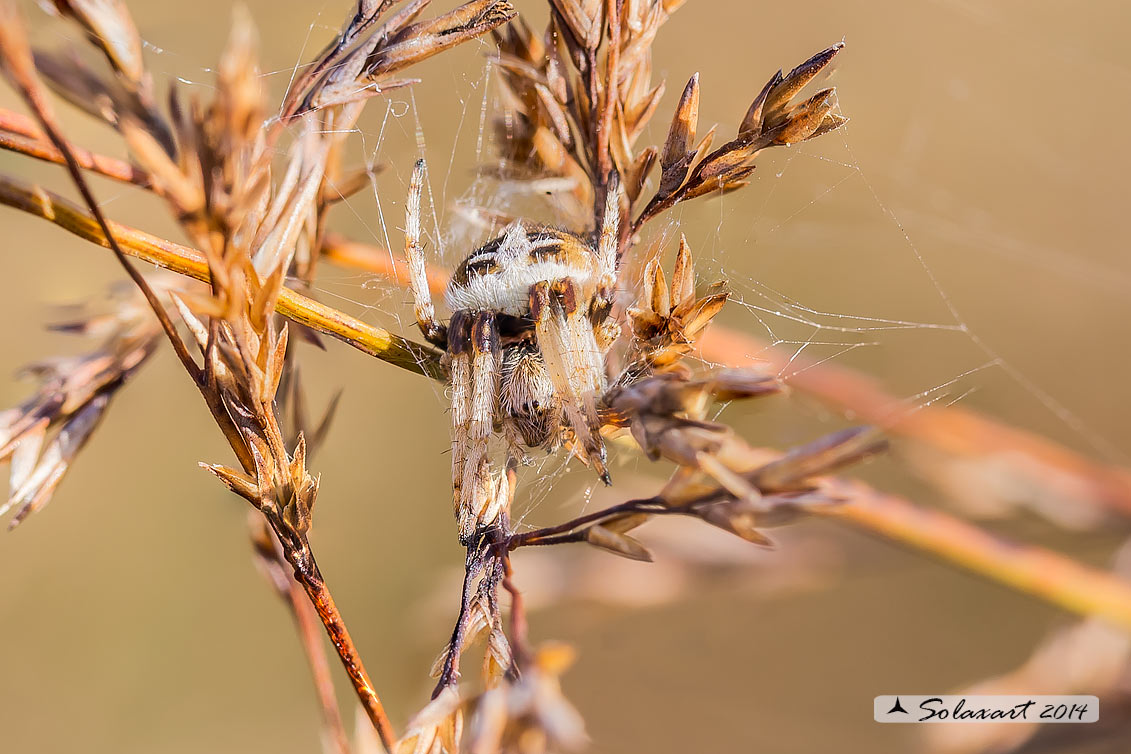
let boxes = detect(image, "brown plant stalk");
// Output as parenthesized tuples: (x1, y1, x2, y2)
(0, 108, 153, 187)
(814, 483, 1131, 631)
(251, 518, 352, 754)
(0, 176, 446, 380)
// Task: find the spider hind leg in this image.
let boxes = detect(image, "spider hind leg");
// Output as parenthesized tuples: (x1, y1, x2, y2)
(449, 310, 506, 542)
(529, 278, 611, 484)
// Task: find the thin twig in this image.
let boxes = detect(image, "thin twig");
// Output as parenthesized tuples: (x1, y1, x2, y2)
(294, 562, 396, 750)
(253, 519, 352, 754)
(288, 582, 353, 754)
(0, 108, 153, 188)
(0, 177, 446, 380)
(432, 545, 489, 697)
(591, 0, 620, 228)
(499, 552, 531, 669)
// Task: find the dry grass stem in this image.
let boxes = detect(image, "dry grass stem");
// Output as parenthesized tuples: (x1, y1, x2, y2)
(0, 177, 446, 379)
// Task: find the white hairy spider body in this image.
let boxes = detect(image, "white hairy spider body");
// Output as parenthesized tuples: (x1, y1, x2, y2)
(403, 160, 621, 541)
(445, 223, 598, 315)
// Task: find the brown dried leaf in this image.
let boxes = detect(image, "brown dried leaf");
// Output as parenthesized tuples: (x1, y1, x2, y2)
(396, 687, 463, 754)
(586, 524, 653, 561)
(624, 145, 657, 202)
(367, 0, 518, 78)
(763, 43, 843, 129)
(0, 392, 109, 528)
(645, 257, 669, 316)
(773, 88, 837, 146)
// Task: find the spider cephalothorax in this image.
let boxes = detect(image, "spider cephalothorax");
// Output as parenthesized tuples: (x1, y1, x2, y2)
(405, 160, 621, 540)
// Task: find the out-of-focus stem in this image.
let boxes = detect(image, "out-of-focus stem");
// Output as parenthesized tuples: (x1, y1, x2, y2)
(818, 480, 1131, 632)
(0, 108, 153, 187)
(697, 325, 1131, 518)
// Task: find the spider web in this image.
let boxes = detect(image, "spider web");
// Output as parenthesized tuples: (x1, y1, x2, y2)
(118, 0, 1131, 528)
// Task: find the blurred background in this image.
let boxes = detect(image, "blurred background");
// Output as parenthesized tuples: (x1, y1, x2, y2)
(2, 0, 1130, 752)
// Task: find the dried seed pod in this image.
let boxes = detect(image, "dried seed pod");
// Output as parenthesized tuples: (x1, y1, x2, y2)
(626, 237, 733, 371)
(465, 643, 588, 754)
(657, 72, 699, 196)
(367, 0, 518, 78)
(752, 427, 888, 492)
(636, 43, 846, 225)
(586, 524, 654, 561)
(395, 688, 464, 754)
(0, 292, 159, 528)
(699, 499, 775, 547)
(549, 0, 603, 51)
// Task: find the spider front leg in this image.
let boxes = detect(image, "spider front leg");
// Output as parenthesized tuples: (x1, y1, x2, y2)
(591, 171, 623, 349)
(530, 279, 611, 483)
(404, 159, 447, 347)
(449, 310, 506, 542)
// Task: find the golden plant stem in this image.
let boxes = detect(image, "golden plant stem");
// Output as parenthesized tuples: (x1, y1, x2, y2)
(818, 482, 1131, 631)
(297, 567, 395, 751)
(0, 176, 446, 380)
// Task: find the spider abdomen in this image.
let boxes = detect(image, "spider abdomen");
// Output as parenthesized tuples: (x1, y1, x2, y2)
(445, 223, 596, 316)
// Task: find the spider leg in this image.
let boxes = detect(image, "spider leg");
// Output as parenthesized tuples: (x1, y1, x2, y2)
(530, 279, 611, 484)
(595, 169, 620, 298)
(448, 310, 473, 522)
(590, 172, 622, 350)
(451, 310, 504, 541)
(404, 159, 447, 347)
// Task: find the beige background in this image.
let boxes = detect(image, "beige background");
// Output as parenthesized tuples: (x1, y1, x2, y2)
(1, 1, 1129, 752)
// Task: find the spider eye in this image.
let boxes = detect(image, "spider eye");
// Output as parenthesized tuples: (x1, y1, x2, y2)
(530, 400, 541, 410)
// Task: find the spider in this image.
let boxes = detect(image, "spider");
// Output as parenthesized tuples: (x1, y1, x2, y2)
(403, 159, 622, 542)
